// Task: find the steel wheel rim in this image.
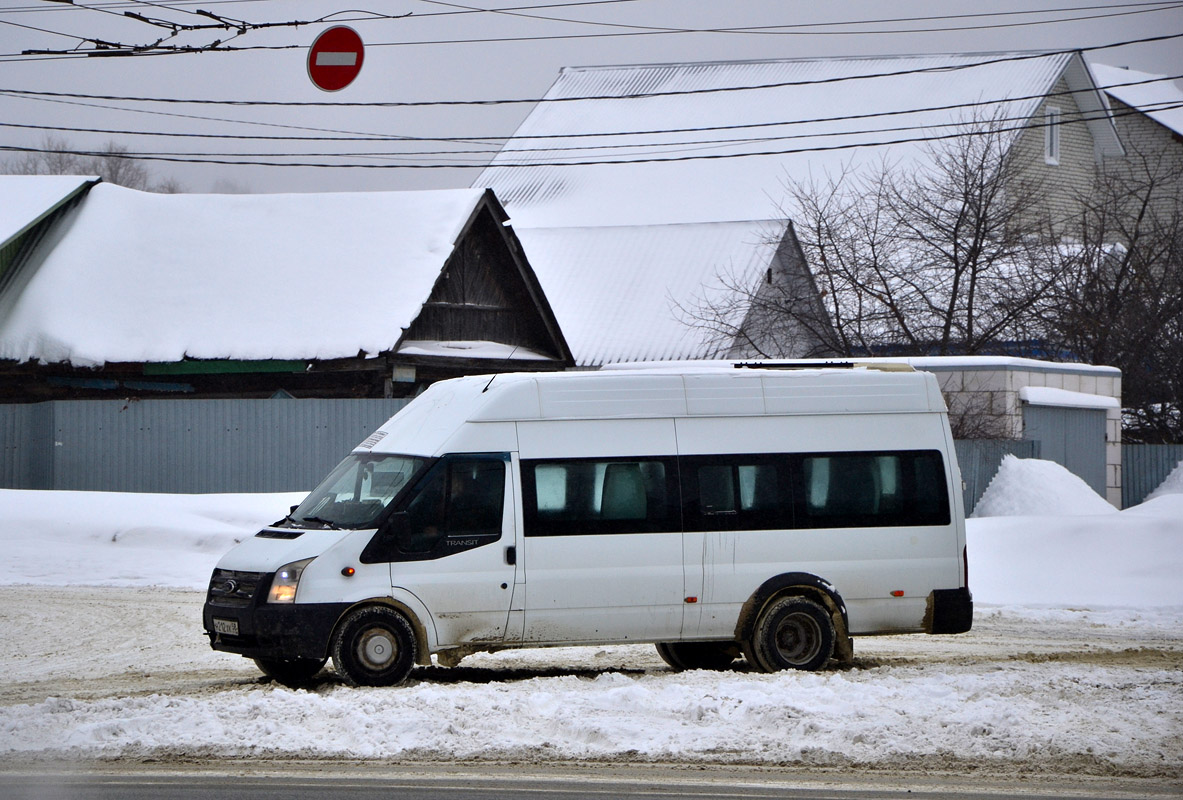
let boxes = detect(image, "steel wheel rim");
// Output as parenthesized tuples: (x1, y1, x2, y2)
(357, 627, 398, 670)
(774, 612, 822, 665)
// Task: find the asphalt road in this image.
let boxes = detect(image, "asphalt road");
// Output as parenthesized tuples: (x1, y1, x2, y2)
(4, 764, 1180, 800)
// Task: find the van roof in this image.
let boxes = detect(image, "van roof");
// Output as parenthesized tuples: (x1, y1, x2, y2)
(474, 366, 943, 421)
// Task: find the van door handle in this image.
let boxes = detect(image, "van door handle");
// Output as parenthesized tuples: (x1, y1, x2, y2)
(505, 546, 516, 565)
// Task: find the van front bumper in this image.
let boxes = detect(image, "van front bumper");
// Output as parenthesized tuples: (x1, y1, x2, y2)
(926, 587, 973, 634)
(203, 570, 349, 660)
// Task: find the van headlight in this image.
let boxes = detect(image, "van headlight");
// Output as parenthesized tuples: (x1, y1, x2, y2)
(267, 558, 314, 604)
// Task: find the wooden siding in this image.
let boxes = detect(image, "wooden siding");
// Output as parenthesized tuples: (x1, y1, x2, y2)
(401, 205, 569, 360)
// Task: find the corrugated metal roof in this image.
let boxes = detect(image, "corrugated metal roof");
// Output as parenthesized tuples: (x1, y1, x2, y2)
(1090, 62, 1183, 137)
(479, 53, 1076, 227)
(515, 220, 786, 365)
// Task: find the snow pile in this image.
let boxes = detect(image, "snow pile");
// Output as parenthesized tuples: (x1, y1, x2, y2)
(967, 496, 1183, 606)
(1, 661, 1178, 769)
(1147, 458, 1183, 500)
(972, 455, 1116, 517)
(966, 456, 1181, 606)
(0, 489, 304, 589)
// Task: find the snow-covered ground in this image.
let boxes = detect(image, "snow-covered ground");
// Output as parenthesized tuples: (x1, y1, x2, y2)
(0, 457, 1180, 777)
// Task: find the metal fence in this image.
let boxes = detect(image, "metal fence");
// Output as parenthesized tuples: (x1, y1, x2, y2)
(0, 398, 409, 494)
(954, 439, 1041, 516)
(1122, 443, 1183, 508)
(4, 398, 1048, 519)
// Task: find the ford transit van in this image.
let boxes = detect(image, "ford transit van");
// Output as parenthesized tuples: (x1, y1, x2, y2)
(203, 365, 972, 686)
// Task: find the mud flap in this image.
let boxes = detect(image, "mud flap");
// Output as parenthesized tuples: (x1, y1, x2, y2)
(924, 587, 973, 634)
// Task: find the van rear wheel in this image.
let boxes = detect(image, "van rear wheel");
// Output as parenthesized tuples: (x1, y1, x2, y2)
(253, 656, 326, 686)
(749, 596, 835, 672)
(655, 641, 738, 671)
(331, 606, 417, 687)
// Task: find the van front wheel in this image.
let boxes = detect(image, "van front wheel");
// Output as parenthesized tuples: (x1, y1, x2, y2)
(749, 596, 835, 672)
(332, 606, 417, 687)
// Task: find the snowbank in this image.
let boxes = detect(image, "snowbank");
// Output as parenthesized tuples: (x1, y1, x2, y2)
(0, 489, 305, 589)
(972, 455, 1116, 517)
(3, 660, 1179, 770)
(1147, 458, 1183, 500)
(966, 457, 1182, 606)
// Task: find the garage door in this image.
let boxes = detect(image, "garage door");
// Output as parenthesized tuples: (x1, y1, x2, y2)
(1022, 403, 1107, 496)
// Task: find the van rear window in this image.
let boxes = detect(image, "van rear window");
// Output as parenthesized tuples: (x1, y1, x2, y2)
(795, 450, 949, 528)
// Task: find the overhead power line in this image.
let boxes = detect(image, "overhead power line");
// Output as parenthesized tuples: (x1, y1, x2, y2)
(3, 33, 1182, 103)
(3, 98, 1176, 170)
(3, 2, 1182, 60)
(2, 72, 1177, 147)
(8, 99, 1183, 161)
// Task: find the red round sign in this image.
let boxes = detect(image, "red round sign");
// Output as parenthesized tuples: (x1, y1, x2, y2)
(307, 26, 364, 92)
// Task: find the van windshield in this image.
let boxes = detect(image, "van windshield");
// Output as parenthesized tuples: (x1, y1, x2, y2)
(287, 453, 428, 529)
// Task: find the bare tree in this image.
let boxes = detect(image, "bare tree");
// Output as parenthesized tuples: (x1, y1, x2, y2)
(89, 141, 150, 190)
(4, 135, 181, 192)
(786, 122, 1066, 358)
(1046, 143, 1183, 443)
(682, 118, 1069, 367)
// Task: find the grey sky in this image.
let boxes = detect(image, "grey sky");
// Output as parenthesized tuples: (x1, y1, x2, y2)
(2, 0, 1180, 193)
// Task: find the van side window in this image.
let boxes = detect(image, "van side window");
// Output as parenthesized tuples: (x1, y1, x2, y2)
(682, 457, 791, 531)
(522, 458, 678, 536)
(795, 450, 949, 528)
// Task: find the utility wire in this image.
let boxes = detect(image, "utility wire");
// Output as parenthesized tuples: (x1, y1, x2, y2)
(2, 72, 1177, 148)
(9, 100, 1182, 160)
(4, 99, 1176, 169)
(4, 33, 1182, 102)
(4, 2, 1182, 60)
(411, 0, 1183, 38)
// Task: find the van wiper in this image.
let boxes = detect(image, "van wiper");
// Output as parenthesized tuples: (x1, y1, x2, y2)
(300, 516, 342, 530)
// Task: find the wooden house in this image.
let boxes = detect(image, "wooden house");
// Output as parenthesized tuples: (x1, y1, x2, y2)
(0, 179, 571, 401)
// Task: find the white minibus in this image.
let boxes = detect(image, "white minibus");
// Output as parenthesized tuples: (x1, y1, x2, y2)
(203, 365, 972, 686)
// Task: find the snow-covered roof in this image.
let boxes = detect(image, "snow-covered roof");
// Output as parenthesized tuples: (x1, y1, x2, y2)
(1089, 63, 1183, 137)
(0, 183, 490, 366)
(1019, 386, 1120, 410)
(479, 52, 1120, 228)
(0, 175, 98, 247)
(515, 220, 786, 365)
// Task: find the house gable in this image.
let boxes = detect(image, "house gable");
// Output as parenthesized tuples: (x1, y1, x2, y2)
(398, 192, 572, 366)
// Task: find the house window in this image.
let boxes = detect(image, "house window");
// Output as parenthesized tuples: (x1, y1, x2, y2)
(1044, 106, 1061, 165)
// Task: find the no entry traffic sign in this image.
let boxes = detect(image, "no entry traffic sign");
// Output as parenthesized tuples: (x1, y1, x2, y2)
(307, 26, 364, 92)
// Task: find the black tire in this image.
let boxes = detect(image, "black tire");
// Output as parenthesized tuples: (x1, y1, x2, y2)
(331, 606, 417, 687)
(252, 656, 326, 686)
(749, 596, 835, 672)
(655, 641, 739, 671)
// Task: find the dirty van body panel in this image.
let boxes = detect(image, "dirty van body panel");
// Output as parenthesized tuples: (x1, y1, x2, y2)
(367, 452, 520, 649)
(516, 418, 686, 643)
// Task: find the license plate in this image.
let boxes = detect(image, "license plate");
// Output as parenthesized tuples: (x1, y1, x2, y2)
(212, 618, 239, 636)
